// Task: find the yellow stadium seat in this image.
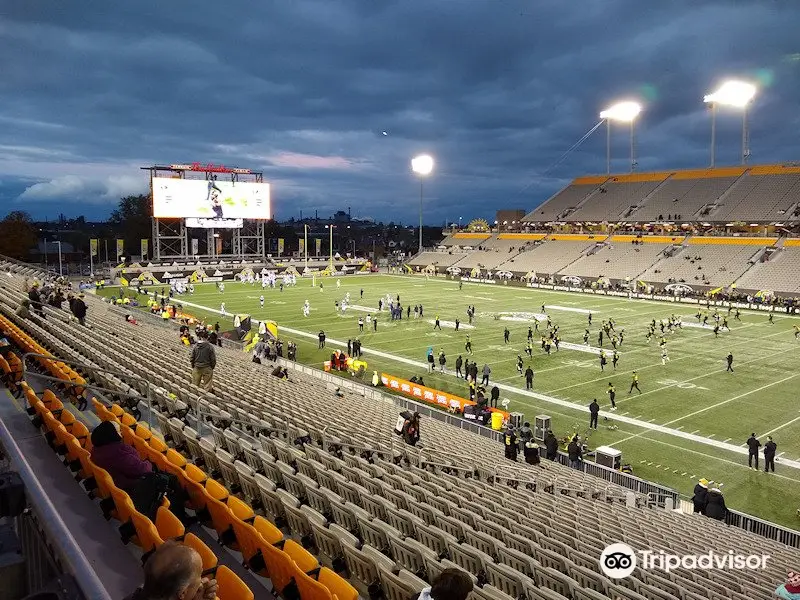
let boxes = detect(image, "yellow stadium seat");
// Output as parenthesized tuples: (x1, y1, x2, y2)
(318, 567, 358, 600)
(215, 565, 254, 600)
(155, 506, 185, 541)
(284, 539, 320, 573)
(183, 533, 218, 575)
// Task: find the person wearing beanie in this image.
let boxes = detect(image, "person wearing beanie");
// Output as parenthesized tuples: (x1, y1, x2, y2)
(775, 571, 800, 599)
(691, 478, 709, 514)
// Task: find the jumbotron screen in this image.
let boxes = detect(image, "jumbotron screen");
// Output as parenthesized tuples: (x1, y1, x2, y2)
(152, 177, 271, 219)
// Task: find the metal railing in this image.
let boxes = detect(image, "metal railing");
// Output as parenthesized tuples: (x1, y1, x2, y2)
(0, 419, 111, 600)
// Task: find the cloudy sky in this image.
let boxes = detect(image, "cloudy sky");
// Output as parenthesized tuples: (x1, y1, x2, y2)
(2, 0, 799, 224)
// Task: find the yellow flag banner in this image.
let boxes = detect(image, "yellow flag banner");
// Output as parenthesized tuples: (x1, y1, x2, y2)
(278, 238, 285, 255)
(140, 239, 149, 258)
(116, 239, 124, 259)
(315, 238, 321, 256)
(90, 239, 98, 257)
(298, 239, 305, 255)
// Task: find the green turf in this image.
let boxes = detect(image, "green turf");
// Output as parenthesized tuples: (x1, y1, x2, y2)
(100, 274, 800, 530)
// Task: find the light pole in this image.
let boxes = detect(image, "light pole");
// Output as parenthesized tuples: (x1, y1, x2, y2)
(55, 240, 63, 276)
(459, 216, 462, 230)
(704, 80, 757, 167)
(303, 224, 309, 272)
(411, 154, 434, 254)
(600, 101, 642, 175)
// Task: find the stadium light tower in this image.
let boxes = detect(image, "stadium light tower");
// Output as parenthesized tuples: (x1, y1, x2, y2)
(411, 154, 434, 253)
(600, 101, 642, 175)
(704, 80, 757, 167)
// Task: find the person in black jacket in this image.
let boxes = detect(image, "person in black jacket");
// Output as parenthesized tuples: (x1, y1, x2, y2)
(746, 433, 761, 469)
(567, 436, 582, 469)
(704, 487, 727, 521)
(691, 478, 709, 514)
(489, 385, 500, 408)
(544, 430, 558, 461)
(455, 355, 463, 378)
(523, 440, 540, 465)
(402, 413, 421, 447)
(28, 283, 43, 314)
(71, 293, 88, 326)
(525, 366, 534, 390)
(589, 399, 600, 430)
(503, 427, 518, 461)
(764, 436, 777, 472)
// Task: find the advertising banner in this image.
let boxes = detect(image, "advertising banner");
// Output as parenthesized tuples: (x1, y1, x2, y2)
(191, 238, 199, 255)
(116, 239, 124, 259)
(140, 239, 148, 258)
(380, 373, 510, 418)
(298, 239, 305, 255)
(315, 238, 322, 256)
(152, 177, 270, 219)
(90, 239, 98, 257)
(185, 217, 244, 229)
(277, 238, 285, 255)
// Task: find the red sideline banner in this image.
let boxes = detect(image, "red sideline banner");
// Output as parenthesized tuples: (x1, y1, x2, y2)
(380, 373, 510, 419)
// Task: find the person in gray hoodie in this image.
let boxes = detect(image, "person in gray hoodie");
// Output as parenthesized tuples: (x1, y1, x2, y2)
(416, 568, 473, 600)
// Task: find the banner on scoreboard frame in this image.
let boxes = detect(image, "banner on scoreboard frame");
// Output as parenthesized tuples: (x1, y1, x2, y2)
(185, 217, 243, 229)
(151, 177, 270, 219)
(277, 238, 285, 255)
(140, 239, 148, 258)
(116, 239, 124, 259)
(315, 238, 322, 256)
(191, 238, 199, 255)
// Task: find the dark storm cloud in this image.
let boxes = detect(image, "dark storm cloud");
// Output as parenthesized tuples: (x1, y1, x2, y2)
(1, 0, 799, 223)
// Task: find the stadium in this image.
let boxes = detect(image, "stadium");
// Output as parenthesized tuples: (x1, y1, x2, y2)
(2, 150, 800, 600)
(4, 6, 800, 600)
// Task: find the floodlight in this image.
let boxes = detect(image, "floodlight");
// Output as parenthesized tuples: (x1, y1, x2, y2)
(411, 154, 434, 176)
(704, 80, 756, 108)
(599, 101, 642, 123)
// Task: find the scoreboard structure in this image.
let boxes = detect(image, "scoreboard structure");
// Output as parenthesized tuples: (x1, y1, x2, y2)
(143, 163, 269, 261)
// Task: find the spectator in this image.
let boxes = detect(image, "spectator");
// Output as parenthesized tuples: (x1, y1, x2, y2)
(774, 571, 800, 600)
(90, 421, 189, 523)
(415, 568, 473, 600)
(402, 412, 421, 446)
(544, 429, 558, 461)
(28, 283, 43, 314)
(503, 426, 517, 462)
(71, 293, 88, 326)
(125, 541, 217, 600)
(15, 298, 31, 319)
(691, 478, 709, 514)
(567, 436, 582, 469)
(523, 440, 540, 466)
(190, 331, 216, 391)
(704, 486, 727, 521)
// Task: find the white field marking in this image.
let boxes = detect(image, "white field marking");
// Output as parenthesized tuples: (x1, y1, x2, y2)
(546, 305, 594, 314)
(427, 319, 475, 329)
(662, 374, 798, 427)
(558, 341, 611, 356)
(778, 452, 786, 458)
(499, 315, 544, 323)
(169, 294, 800, 472)
(675, 426, 684, 430)
(678, 320, 728, 331)
(463, 295, 494, 301)
(690, 430, 700, 435)
(759, 413, 800, 438)
(722, 438, 731, 443)
(346, 304, 380, 313)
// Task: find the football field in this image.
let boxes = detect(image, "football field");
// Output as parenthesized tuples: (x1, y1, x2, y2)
(107, 274, 800, 529)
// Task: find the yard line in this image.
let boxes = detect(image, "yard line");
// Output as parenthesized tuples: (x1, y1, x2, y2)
(759, 413, 800, 438)
(662, 374, 799, 427)
(722, 438, 731, 443)
(165, 293, 800, 472)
